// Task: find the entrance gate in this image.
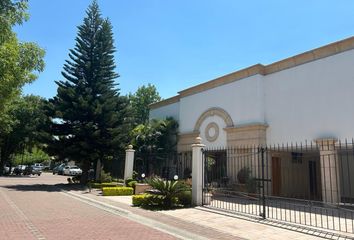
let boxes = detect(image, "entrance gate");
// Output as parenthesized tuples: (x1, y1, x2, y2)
(202, 142, 354, 235)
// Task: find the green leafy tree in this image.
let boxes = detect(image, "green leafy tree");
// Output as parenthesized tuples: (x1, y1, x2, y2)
(0, 95, 50, 173)
(48, 1, 130, 183)
(0, 0, 45, 116)
(131, 118, 178, 154)
(0, 0, 45, 170)
(13, 146, 50, 166)
(129, 84, 161, 125)
(131, 117, 178, 175)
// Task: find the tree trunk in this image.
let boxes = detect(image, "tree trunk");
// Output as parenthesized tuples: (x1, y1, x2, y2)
(80, 160, 90, 184)
(95, 159, 101, 181)
(0, 147, 3, 176)
(0, 146, 10, 176)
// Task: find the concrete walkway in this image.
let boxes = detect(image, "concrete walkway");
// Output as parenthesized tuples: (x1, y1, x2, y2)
(80, 193, 353, 240)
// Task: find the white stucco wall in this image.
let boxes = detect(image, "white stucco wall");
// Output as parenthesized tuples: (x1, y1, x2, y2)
(264, 49, 354, 144)
(199, 115, 227, 147)
(149, 101, 180, 121)
(179, 74, 265, 135)
(150, 47, 354, 145)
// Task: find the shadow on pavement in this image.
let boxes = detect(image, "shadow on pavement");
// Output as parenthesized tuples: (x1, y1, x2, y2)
(2, 183, 88, 192)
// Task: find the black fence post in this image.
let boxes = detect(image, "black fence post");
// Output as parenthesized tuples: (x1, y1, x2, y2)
(202, 148, 204, 205)
(261, 147, 266, 219)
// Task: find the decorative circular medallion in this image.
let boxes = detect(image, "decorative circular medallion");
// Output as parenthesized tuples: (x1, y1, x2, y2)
(205, 122, 219, 142)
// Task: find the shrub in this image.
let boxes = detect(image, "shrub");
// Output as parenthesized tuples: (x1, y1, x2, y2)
(90, 182, 122, 189)
(117, 179, 125, 183)
(179, 179, 192, 188)
(102, 187, 134, 196)
(132, 171, 138, 180)
(146, 177, 190, 208)
(177, 190, 192, 207)
(127, 180, 137, 188)
(100, 170, 112, 183)
(90, 182, 102, 189)
(125, 177, 134, 186)
(246, 177, 257, 193)
(237, 167, 251, 184)
(101, 182, 119, 188)
(132, 194, 164, 207)
(132, 194, 149, 206)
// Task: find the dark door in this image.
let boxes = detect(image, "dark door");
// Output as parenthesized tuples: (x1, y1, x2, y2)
(272, 157, 281, 196)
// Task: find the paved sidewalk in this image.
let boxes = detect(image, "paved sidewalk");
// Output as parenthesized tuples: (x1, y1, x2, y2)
(1, 173, 352, 240)
(67, 189, 353, 240)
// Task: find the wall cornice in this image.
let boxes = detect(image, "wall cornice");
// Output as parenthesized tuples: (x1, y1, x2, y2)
(150, 36, 354, 109)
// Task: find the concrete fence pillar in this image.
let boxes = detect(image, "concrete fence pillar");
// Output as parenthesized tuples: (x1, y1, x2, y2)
(124, 145, 135, 181)
(315, 138, 340, 204)
(192, 137, 205, 206)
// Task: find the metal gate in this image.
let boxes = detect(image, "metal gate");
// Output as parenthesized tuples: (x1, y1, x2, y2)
(202, 142, 354, 235)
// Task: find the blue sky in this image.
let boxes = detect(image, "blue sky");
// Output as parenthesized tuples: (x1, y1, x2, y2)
(16, 0, 354, 99)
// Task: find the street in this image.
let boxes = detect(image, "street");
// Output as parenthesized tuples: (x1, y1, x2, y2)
(0, 173, 177, 240)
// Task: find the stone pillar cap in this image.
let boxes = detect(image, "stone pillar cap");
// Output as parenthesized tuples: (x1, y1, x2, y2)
(195, 136, 202, 144)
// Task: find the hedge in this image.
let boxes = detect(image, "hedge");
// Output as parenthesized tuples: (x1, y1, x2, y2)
(90, 182, 123, 189)
(132, 194, 164, 206)
(132, 191, 192, 208)
(102, 187, 134, 196)
(132, 194, 149, 206)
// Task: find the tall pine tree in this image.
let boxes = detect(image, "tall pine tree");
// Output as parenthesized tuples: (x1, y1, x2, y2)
(48, 1, 130, 183)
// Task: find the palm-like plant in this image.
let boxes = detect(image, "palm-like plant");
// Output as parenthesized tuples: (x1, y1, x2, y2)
(146, 177, 190, 208)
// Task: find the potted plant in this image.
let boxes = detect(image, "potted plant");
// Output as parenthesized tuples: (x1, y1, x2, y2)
(237, 167, 251, 184)
(246, 177, 258, 197)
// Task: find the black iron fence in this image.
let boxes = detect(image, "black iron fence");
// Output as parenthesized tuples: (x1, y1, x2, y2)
(102, 154, 126, 180)
(132, 151, 192, 180)
(202, 140, 354, 235)
(100, 151, 192, 181)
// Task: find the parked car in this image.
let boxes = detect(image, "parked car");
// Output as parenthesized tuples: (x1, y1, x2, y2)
(13, 165, 41, 176)
(3, 165, 14, 175)
(13, 165, 27, 175)
(30, 165, 42, 176)
(52, 164, 66, 175)
(63, 166, 82, 176)
(33, 163, 44, 171)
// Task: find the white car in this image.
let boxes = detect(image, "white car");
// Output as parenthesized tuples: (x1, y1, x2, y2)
(33, 163, 44, 171)
(63, 166, 82, 176)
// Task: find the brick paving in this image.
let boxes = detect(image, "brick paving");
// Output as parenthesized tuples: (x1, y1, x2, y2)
(0, 174, 177, 240)
(2, 173, 351, 240)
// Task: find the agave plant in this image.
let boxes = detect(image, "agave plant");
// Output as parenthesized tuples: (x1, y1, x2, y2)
(146, 177, 190, 208)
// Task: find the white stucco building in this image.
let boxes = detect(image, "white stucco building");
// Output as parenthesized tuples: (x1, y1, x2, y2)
(150, 36, 354, 149)
(149, 36, 354, 203)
